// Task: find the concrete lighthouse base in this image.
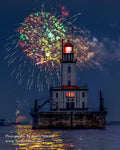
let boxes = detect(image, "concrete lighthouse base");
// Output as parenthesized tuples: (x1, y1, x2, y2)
(31, 111, 107, 129)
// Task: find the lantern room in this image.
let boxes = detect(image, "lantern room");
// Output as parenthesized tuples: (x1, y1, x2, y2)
(62, 40, 75, 62)
(64, 40, 73, 54)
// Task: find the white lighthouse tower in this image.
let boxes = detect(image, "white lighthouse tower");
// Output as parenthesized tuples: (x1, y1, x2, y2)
(61, 40, 76, 87)
(50, 40, 88, 111)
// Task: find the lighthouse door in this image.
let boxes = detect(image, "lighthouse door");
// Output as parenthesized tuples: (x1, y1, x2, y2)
(66, 102, 70, 110)
(71, 102, 74, 110)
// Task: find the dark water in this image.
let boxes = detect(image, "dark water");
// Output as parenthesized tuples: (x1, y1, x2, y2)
(0, 125, 120, 150)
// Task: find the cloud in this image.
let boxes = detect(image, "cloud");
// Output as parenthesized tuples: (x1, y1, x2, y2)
(87, 36, 120, 70)
(101, 37, 120, 62)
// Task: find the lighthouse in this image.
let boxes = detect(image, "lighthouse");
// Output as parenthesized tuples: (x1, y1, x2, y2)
(50, 40, 88, 111)
(31, 39, 107, 129)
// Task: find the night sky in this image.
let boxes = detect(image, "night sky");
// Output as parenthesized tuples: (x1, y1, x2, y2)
(0, 0, 120, 123)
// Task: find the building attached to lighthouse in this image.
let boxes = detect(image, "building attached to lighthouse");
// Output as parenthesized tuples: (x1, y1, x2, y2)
(50, 40, 88, 111)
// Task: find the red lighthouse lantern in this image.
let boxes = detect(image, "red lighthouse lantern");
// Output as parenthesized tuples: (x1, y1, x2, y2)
(64, 40, 73, 54)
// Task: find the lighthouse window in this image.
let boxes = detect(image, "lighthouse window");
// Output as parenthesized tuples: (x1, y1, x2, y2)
(82, 92, 85, 98)
(66, 92, 75, 97)
(66, 92, 70, 97)
(50, 92, 52, 98)
(82, 102, 85, 109)
(56, 93, 58, 98)
(64, 47, 72, 53)
(68, 80, 71, 86)
(68, 66, 71, 73)
(71, 92, 75, 97)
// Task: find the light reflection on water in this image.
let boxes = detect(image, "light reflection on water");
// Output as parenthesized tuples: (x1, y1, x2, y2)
(13, 125, 76, 150)
(1, 125, 120, 150)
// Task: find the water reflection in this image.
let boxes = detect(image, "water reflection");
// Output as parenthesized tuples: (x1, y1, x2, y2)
(13, 125, 76, 150)
(3, 125, 120, 150)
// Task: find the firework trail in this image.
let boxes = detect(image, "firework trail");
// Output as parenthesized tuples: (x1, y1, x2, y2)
(4, 4, 103, 91)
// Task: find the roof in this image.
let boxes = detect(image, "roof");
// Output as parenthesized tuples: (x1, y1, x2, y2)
(61, 86, 80, 89)
(64, 40, 73, 47)
(50, 86, 88, 91)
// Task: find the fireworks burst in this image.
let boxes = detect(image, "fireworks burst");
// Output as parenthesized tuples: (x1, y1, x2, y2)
(18, 11, 67, 69)
(4, 5, 103, 91)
